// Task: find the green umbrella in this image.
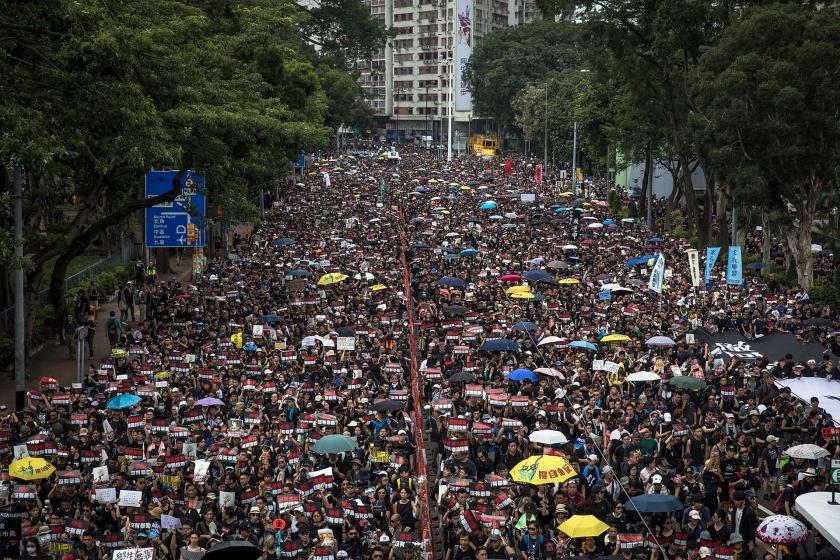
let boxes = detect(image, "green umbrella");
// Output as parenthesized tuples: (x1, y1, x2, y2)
(311, 434, 358, 454)
(668, 376, 706, 390)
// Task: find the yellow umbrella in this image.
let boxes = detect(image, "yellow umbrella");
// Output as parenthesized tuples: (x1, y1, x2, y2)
(441, 210, 450, 215)
(10, 458, 55, 481)
(428, 179, 438, 184)
(510, 292, 535, 300)
(449, 182, 459, 186)
(558, 278, 580, 285)
(601, 334, 630, 343)
(558, 515, 610, 538)
(370, 284, 388, 292)
(505, 285, 531, 294)
(510, 455, 577, 485)
(317, 273, 348, 286)
(558, 191, 574, 197)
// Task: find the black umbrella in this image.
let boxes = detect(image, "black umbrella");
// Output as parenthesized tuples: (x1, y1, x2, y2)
(335, 326, 355, 336)
(448, 371, 474, 383)
(443, 304, 469, 316)
(204, 541, 262, 560)
(805, 317, 831, 327)
(371, 399, 404, 412)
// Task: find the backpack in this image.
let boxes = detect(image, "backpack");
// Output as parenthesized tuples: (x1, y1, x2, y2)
(107, 318, 119, 335)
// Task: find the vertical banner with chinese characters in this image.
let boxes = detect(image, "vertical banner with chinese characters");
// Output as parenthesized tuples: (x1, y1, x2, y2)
(686, 249, 700, 287)
(454, 0, 472, 112)
(726, 245, 743, 285)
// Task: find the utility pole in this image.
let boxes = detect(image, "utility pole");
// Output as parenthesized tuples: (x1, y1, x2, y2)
(13, 165, 25, 411)
(571, 121, 577, 195)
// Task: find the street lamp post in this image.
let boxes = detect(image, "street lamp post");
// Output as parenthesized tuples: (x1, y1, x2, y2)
(543, 84, 548, 170)
(571, 121, 577, 194)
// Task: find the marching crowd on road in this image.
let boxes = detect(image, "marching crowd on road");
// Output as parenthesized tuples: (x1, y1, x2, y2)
(4, 149, 840, 560)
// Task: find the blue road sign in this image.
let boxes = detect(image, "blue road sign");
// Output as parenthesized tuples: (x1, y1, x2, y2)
(294, 154, 306, 169)
(144, 171, 206, 248)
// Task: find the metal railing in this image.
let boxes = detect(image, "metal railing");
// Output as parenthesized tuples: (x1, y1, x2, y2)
(0, 234, 134, 330)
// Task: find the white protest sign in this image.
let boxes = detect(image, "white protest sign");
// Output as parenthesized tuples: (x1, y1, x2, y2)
(92, 465, 109, 483)
(252, 325, 264, 338)
(160, 514, 182, 530)
(13, 445, 29, 460)
(118, 490, 143, 508)
(182, 443, 198, 460)
(336, 337, 356, 351)
(193, 460, 210, 482)
(95, 487, 117, 504)
(112, 547, 154, 560)
(520, 193, 536, 204)
(592, 359, 605, 371)
(603, 361, 621, 374)
(219, 491, 236, 508)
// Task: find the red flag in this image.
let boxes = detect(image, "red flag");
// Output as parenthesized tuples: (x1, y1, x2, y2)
(534, 164, 543, 184)
(505, 159, 512, 176)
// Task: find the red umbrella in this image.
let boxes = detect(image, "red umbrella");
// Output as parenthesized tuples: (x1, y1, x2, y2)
(499, 274, 522, 282)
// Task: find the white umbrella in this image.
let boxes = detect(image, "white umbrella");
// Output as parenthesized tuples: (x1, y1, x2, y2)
(537, 336, 567, 347)
(609, 286, 633, 295)
(534, 367, 565, 379)
(504, 212, 518, 219)
(756, 515, 809, 544)
(489, 215, 503, 221)
(353, 272, 375, 281)
(529, 430, 568, 445)
(625, 371, 661, 382)
(562, 245, 578, 251)
(646, 336, 677, 347)
(587, 222, 604, 229)
(784, 444, 830, 460)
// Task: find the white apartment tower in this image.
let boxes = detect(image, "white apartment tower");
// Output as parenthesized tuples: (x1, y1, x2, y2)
(356, 0, 539, 143)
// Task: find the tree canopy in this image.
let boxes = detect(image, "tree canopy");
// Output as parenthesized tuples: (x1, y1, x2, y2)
(0, 0, 384, 346)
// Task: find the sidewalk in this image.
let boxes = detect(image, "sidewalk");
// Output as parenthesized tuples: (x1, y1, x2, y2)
(0, 258, 193, 409)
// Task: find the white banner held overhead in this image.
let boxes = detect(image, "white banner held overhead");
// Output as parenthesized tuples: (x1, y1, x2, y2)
(775, 378, 840, 426)
(686, 249, 700, 288)
(454, 0, 472, 112)
(648, 253, 665, 294)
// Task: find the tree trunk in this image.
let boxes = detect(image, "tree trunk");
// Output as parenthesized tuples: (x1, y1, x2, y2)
(761, 211, 772, 278)
(23, 267, 45, 354)
(639, 145, 652, 215)
(783, 177, 821, 289)
(155, 248, 172, 274)
(716, 181, 729, 251)
(49, 251, 78, 344)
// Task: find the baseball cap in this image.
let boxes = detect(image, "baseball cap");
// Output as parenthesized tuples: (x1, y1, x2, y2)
(689, 511, 701, 520)
(490, 529, 502, 540)
(379, 534, 391, 543)
(249, 506, 261, 514)
(652, 474, 663, 484)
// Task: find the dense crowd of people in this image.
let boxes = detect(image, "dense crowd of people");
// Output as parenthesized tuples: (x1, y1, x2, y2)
(3, 150, 840, 560)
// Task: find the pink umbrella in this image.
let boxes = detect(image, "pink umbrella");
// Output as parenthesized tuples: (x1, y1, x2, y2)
(755, 515, 809, 544)
(499, 274, 522, 282)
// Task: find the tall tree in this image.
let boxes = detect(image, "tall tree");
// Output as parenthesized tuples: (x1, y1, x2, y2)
(693, 4, 840, 289)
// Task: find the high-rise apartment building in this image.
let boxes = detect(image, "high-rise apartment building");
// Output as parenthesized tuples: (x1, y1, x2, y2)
(355, 0, 541, 144)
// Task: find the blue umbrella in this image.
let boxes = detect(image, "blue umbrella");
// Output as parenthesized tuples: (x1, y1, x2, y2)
(273, 237, 295, 247)
(258, 315, 283, 323)
(569, 340, 598, 351)
(624, 255, 656, 267)
(603, 219, 615, 225)
(447, 185, 459, 191)
(436, 276, 467, 288)
(416, 187, 427, 193)
(466, 180, 478, 186)
(460, 248, 479, 256)
(288, 269, 311, 277)
(512, 321, 537, 331)
(554, 207, 569, 213)
(106, 394, 142, 410)
(508, 368, 538, 382)
(480, 338, 521, 352)
(414, 242, 432, 249)
(532, 293, 545, 302)
(646, 237, 664, 244)
(624, 494, 684, 513)
(746, 262, 766, 269)
(524, 270, 553, 281)
(479, 201, 497, 210)
(444, 253, 460, 260)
